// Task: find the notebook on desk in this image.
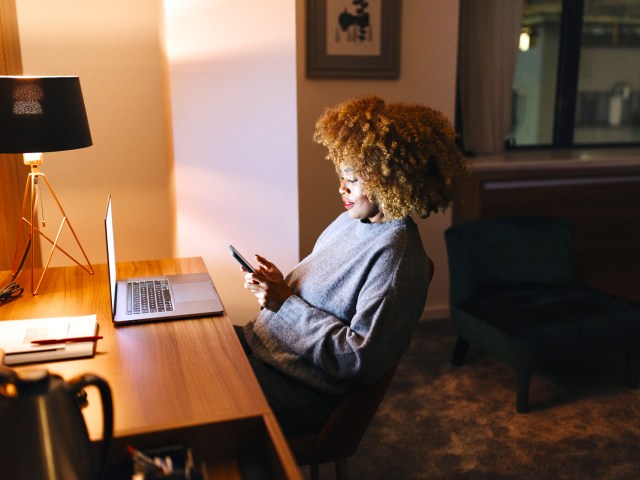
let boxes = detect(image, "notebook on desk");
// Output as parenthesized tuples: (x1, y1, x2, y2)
(0, 315, 98, 365)
(104, 195, 224, 325)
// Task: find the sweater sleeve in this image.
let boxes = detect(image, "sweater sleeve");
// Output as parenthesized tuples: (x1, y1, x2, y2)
(250, 246, 426, 384)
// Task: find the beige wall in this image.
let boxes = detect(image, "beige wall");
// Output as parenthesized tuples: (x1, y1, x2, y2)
(296, 0, 460, 319)
(15, 0, 174, 269)
(14, 0, 460, 322)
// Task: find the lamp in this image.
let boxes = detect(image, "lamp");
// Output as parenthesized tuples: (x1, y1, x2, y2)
(519, 27, 531, 52)
(0, 76, 93, 294)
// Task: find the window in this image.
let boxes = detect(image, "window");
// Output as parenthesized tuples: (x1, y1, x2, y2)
(511, 0, 640, 148)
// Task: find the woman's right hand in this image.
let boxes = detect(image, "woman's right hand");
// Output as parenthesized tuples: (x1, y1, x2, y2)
(244, 255, 293, 311)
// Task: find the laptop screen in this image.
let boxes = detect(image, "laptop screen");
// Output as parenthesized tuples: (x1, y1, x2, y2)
(104, 196, 117, 317)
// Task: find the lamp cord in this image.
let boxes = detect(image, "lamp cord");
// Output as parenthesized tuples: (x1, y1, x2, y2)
(0, 282, 23, 305)
(0, 238, 30, 306)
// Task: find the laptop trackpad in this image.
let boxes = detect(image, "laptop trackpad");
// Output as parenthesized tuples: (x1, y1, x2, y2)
(172, 282, 215, 303)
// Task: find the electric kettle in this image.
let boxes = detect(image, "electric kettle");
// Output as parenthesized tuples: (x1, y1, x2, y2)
(0, 356, 113, 480)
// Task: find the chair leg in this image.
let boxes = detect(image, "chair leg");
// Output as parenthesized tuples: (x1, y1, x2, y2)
(335, 458, 349, 480)
(451, 336, 470, 365)
(624, 347, 640, 389)
(516, 368, 532, 413)
(309, 464, 320, 480)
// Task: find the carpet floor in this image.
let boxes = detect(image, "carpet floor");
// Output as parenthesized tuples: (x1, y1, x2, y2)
(304, 318, 640, 480)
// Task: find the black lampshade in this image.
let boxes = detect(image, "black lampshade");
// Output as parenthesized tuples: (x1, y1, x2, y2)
(0, 76, 92, 154)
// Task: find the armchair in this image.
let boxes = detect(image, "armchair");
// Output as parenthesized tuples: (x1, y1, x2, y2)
(445, 216, 640, 413)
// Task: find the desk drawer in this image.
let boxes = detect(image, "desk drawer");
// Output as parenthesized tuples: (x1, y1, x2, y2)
(106, 415, 301, 480)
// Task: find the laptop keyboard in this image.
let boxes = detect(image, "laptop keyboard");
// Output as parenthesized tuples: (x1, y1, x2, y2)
(126, 279, 174, 315)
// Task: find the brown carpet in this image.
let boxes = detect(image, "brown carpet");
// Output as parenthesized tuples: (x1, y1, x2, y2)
(307, 319, 640, 479)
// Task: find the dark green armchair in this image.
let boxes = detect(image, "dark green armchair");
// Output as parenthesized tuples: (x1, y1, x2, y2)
(445, 216, 640, 413)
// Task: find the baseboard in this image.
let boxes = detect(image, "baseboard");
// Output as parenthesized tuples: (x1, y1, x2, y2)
(420, 303, 450, 321)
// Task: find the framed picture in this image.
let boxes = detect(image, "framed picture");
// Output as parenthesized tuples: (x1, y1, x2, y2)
(306, 0, 401, 79)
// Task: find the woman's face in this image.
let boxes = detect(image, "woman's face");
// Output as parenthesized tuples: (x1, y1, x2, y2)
(338, 164, 386, 223)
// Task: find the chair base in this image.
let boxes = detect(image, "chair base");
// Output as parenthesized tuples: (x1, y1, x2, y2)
(624, 347, 640, 389)
(309, 458, 349, 480)
(451, 337, 470, 365)
(451, 335, 532, 413)
(516, 368, 532, 413)
(449, 282, 640, 414)
(452, 333, 640, 414)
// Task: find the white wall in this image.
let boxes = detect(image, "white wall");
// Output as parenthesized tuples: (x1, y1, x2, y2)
(164, 0, 299, 324)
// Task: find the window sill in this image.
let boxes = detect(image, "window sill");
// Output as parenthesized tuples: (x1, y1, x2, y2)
(466, 147, 640, 173)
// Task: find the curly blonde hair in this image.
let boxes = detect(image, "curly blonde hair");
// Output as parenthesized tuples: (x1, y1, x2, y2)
(313, 95, 469, 219)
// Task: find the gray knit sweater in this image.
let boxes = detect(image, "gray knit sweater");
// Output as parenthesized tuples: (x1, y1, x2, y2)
(243, 212, 431, 395)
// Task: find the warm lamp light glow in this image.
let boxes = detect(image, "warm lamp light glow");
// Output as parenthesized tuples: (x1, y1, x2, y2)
(23, 152, 43, 165)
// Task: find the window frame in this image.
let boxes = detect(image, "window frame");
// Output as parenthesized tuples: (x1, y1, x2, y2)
(552, 0, 584, 147)
(507, 0, 640, 150)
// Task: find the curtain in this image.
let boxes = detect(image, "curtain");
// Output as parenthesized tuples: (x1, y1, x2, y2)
(458, 0, 524, 154)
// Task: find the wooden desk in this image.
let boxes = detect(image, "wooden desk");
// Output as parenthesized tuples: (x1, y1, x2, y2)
(1, 258, 301, 479)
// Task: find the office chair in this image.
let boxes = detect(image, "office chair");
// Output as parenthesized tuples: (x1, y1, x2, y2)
(445, 216, 640, 413)
(288, 258, 434, 480)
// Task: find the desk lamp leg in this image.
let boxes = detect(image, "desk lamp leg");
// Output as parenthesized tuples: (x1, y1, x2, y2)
(11, 160, 93, 294)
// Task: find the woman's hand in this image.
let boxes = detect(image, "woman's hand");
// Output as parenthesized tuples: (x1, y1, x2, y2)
(243, 254, 293, 311)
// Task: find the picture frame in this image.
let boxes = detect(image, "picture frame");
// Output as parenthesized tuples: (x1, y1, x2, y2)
(306, 0, 401, 79)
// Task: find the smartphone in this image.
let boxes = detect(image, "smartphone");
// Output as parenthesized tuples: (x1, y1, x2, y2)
(228, 245, 256, 273)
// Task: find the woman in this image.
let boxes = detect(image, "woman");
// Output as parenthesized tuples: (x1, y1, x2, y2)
(236, 95, 468, 435)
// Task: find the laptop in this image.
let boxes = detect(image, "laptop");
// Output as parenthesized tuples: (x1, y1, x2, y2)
(104, 195, 224, 324)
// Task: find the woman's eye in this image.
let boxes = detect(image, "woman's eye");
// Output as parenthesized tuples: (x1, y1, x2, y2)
(340, 175, 358, 183)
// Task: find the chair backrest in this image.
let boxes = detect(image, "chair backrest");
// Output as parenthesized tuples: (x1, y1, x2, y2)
(445, 216, 573, 305)
(289, 257, 435, 466)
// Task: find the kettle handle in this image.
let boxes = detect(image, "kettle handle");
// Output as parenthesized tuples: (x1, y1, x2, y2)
(0, 349, 17, 384)
(69, 374, 114, 480)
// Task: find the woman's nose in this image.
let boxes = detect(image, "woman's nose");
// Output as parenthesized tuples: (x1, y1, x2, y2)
(338, 181, 349, 194)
